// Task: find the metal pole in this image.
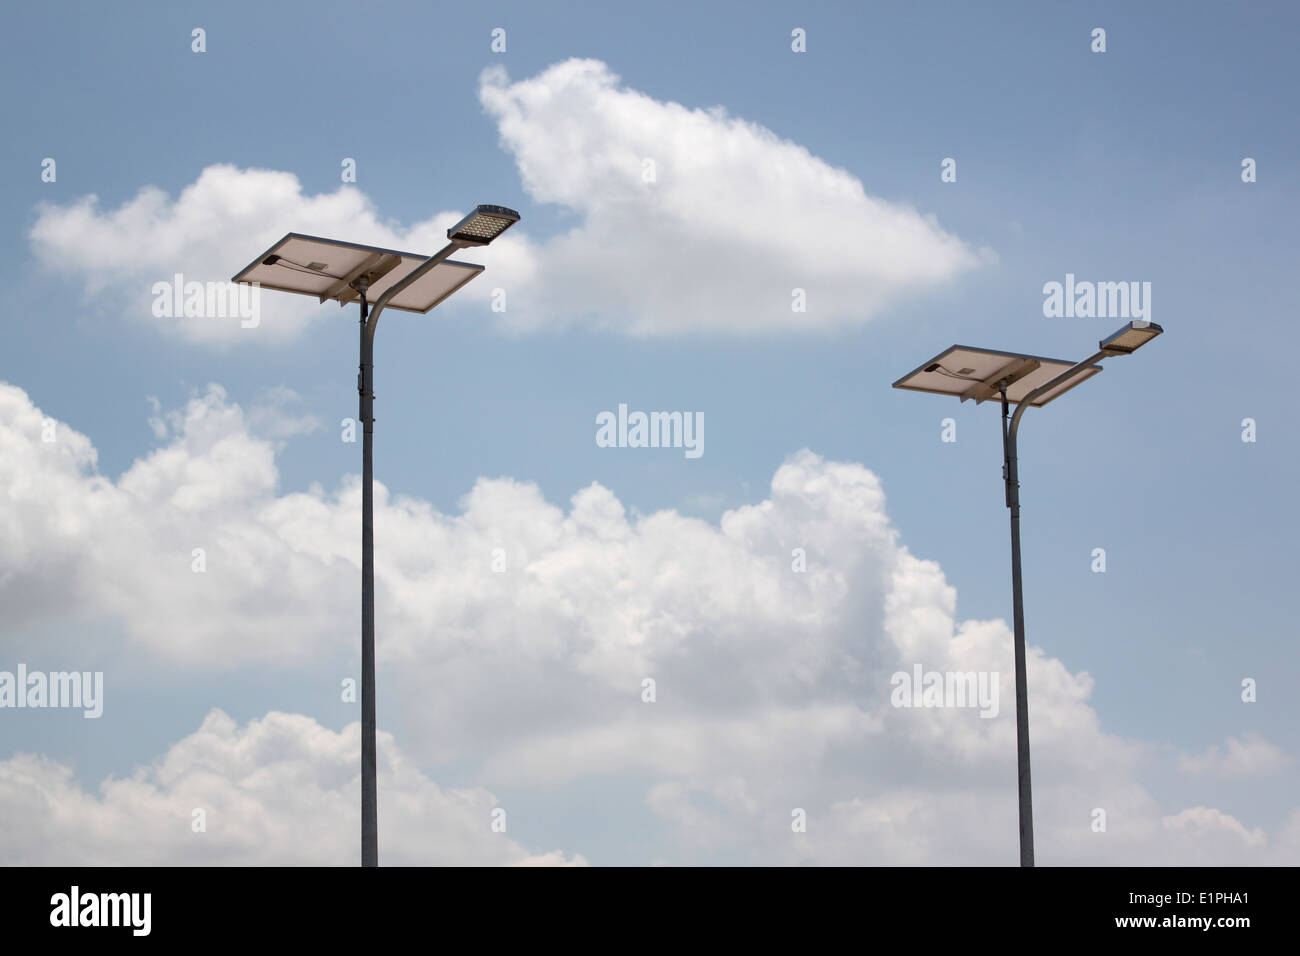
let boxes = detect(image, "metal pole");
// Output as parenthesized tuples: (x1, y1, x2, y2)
(1000, 384, 1033, 867)
(352, 240, 465, 868)
(353, 242, 460, 868)
(995, 348, 1106, 867)
(358, 277, 378, 868)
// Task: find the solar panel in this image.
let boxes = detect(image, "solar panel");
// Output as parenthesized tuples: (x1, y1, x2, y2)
(231, 233, 484, 314)
(892, 345, 1102, 407)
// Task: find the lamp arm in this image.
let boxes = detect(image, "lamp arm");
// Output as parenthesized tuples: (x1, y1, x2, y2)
(362, 238, 464, 345)
(1006, 348, 1108, 442)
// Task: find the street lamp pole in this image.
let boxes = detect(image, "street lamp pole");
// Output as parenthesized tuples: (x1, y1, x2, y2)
(233, 205, 520, 868)
(997, 347, 1104, 868)
(893, 321, 1163, 867)
(999, 381, 1033, 867)
(359, 277, 376, 867)
(355, 235, 481, 866)
(354, 214, 518, 866)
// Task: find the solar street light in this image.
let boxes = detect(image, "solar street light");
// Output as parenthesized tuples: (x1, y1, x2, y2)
(234, 205, 519, 867)
(893, 321, 1164, 867)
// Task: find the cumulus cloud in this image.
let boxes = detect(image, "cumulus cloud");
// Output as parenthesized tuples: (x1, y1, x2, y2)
(478, 59, 985, 334)
(2, 382, 1295, 864)
(28, 59, 983, 343)
(243, 386, 322, 440)
(0, 381, 354, 658)
(0, 709, 583, 865)
(28, 164, 537, 345)
(1178, 733, 1292, 777)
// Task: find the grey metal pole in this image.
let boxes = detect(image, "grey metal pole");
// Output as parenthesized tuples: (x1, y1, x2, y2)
(996, 348, 1108, 867)
(353, 241, 463, 868)
(359, 277, 377, 868)
(1000, 385, 1033, 867)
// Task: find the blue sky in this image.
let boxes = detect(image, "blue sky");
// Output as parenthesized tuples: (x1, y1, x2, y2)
(1, 1, 1297, 865)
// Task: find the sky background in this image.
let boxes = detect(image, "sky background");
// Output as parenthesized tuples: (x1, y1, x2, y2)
(1, 0, 1297, 865)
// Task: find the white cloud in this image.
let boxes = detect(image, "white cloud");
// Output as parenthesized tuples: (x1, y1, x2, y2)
(0, 709, 583, 865)
(478, 59, 985, 334)
(28, 164, 537, 345)
(244, 385, 322, 440)
(0, 381, 354, 659)
(1178, 733, 1292, 777)
(28, 59, 984, 343)
(2, 382, 1295, 864)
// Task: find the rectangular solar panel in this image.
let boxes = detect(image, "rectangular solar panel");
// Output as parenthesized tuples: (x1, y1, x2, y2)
(231, 233, 484, 314)
(892, 345, 1102, 407)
